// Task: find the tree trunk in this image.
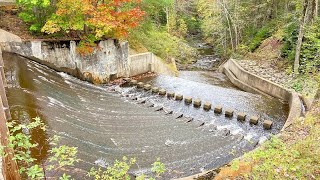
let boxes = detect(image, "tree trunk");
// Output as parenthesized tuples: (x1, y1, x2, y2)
(294, 0, 308, 74)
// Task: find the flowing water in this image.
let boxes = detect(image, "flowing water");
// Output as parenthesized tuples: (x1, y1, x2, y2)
(4, 52, 289, 179)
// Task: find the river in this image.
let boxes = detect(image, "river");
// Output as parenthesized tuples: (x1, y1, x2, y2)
(4, 52, 288, 179)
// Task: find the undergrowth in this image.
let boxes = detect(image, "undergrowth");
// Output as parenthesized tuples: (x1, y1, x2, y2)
(229, 100, 320, 179)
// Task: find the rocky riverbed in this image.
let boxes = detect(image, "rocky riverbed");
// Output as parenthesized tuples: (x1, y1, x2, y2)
(237, 59, 294, 88)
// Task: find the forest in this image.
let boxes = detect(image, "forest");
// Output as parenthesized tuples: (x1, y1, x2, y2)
(9, 0, 319, 76)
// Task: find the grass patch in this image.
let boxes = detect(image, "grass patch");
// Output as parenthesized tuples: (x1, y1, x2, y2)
(227, 100, 320, 180)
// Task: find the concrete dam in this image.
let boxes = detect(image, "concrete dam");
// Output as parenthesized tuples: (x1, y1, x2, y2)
(4, 52, 290, 179)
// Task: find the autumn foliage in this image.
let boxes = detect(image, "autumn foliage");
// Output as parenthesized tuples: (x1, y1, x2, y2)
(42, 0, 145, 39)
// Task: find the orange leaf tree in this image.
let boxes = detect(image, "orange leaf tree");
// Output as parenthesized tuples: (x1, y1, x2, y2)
(42, 0, 145, 39)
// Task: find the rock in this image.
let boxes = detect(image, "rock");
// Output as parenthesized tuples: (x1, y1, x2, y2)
(263, 120, 273, 130)
(184, 97, 192, 105)
(193, 99, 201, 108)
(152, 87, 159, 93)
(225, 109, 234, 117)
(130, 80, 137, 86)
(159, 89, 166, 96)
(203, 102, 211, 111)
(167, 92, 175, 98)
(175, 94, 183, 101)
(249, 116, 259, 125)
(237, 112, 246, 122)
(137, 82, 144, 88)
(214, 106, 223, 114)
(143, 84, 151, 91)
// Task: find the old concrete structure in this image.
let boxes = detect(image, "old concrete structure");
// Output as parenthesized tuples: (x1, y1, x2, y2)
(143, 84, 151, 91)
(193, 99, 201, 108)
(159, 89, 166, 96)
(225, 109, 234, 117)
(203, 102, 211, 111)
(0, 30, 176, 84)
(137, 82, 144, 88)
(214, 106, 223, 114)
(237, 112, 246, 121)
(263, 120, 273, 130)
(221, 59, 302, 131)
(152, 87, 159, 93)
(250, 116, 259, 125)
(175, 94, 183, 101)
(185, 97, 192, 105)
(167, 92, 175, 98)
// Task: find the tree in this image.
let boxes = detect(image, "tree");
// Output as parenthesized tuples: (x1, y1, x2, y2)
(42, 0, 145, 39)
(294, 0, 318, 74)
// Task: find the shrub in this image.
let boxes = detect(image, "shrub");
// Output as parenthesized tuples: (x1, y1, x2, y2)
(16, 0, 54, 33)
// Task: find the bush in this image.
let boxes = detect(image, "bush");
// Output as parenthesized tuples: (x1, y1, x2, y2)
(16, 0, 54, 33)
(248, 25, 274, 52)
(128, 21, 197, 64)
(281, 21, 299, 63)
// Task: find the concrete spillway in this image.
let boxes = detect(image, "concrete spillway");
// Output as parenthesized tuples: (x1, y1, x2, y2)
(4, 53, 288, 179)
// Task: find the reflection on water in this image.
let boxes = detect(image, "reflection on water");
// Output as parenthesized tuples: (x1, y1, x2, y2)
(4, 52, 288, 179)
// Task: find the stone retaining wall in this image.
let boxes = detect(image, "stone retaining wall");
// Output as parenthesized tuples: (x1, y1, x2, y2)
(222, 59, 302, 131)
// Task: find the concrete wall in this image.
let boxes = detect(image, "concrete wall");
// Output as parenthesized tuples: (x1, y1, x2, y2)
(222, 59, 302, 131)
(1, 40, 129, 83)
(129, 52, 176, 76)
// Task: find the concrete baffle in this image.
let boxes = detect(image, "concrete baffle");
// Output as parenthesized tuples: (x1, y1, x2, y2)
(225, 109, 234, 117)
(130, 80, 138, 86)
(152, 87, 159, 93)
(167, 92, 175, 98)
(263, 120, 273, 130)
(159, 89, 166, 96)
(203, 102, 211, 111)
(123, 78, 131, 82)
(214, 106, 223, 114)
(185, 97, 192, 105)
(175, 94, 183, 101)
(137, 82, 144, 88)
(237, 112, 246, 121)
(250, 116, 259, 125)
(193, 99, 201, 108)
(143, 84, 151, 91)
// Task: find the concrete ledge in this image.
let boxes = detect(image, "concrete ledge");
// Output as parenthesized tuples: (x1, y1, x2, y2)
(222, 59, 303, 131)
